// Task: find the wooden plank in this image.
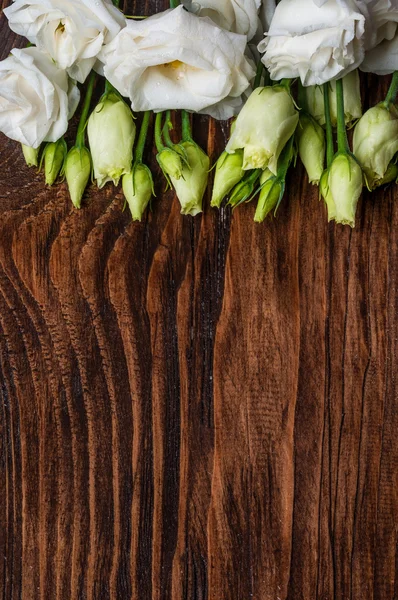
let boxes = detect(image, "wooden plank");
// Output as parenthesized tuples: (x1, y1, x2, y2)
(1, 2, 398, 598)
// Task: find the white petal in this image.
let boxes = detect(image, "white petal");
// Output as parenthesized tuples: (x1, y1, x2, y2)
(100, 6, 254, 118)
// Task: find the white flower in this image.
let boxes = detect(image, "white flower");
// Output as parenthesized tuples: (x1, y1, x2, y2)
(259, 0, 276, 32)
(4, 0, 125, 83)
(353, 103, 398, 188)
(170, 141, 210, 216)
(258, 0, 366, 86)
(182, 0, 261, 40)
(357, 0, 398, 49)
(87, 91, 136, 188)
(304, 70, 362, 126)
(327, 153, 363, 227)
(99, 6, 255, 120)
(0, 47, 79, 149)
(226, 85, 299, 173)
(361, 35, 398, 73)
(359, 0, 398, 73)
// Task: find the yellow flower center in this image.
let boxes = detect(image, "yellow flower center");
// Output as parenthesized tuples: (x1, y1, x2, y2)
(164, 60, 184, 70)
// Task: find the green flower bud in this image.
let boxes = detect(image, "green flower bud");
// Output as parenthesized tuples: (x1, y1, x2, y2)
(22, 144, 39, 167)
(229, 170, 261, 207)
(170, 141, 209, 216)
(42, 139, 67, 186)
(157, 147, 184, 180)
(87, 91, 136, 188)
(353, 103, 398, 190)
(377, 162, 398, 187)
(254, 169, 282, 222)
(327, 154, 363, 228)
(320, 169, 336, 223)
(64, 146, 91, 209)
(296, 113, 325, 185)
(305, 71, 362, 127)
(211, 150, 245, 208)
(122, 163, 154, 222)
(226, 86, 299, 173)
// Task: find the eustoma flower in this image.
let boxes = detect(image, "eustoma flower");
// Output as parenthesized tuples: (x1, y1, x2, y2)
(87, 89, 136, 188)
(123, 112, 154, 222)
(99, 5, 255, 120)
(359, 0, 398, 74)
(211, 150, 245, 207)
(182, 0, 262, 40)
(258, 0, 365, 85)
(362, 35, 398, 73)
(226, 84, 299, 173)
(64, 72, 96, 208)
(4, 0, 125, 83)
(296, 113, 325, 185)
(0, 47, 79, 148)
(304, 71, 362, 126)
(353, 73, 398, 189)
(322, 79, 363, 227)
(42, 138, 67, 185)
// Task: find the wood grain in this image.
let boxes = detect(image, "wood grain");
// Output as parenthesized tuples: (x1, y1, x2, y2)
(1, 2, 398, 598)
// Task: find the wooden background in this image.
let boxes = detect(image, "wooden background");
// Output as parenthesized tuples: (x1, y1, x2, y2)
(1, 2, 398, 599)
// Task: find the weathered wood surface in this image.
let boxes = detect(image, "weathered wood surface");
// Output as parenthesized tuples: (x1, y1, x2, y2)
(1, 2, 398, 598)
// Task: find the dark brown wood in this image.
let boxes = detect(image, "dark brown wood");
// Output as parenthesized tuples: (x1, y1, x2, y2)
(1, 2, 398, 598)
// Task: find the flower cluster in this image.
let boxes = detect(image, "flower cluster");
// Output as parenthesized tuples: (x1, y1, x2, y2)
(0, 0, 397, 227)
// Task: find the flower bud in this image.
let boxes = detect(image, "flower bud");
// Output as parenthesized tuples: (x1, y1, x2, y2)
(64, 146, 91, 209)
(226, 85, 299, 174)
(211, 150, 245, 208)
(43, 139, 67, 185)
(254, 169, 282, 222)
(157, 147, 185, 180)
(170, 141, 209, 216)
(353, 103, 398, 190)
(320, 169, 336, 223)
(122, 163, 154, 222)
(22, 144, 39, 167)
(327, 154, 363, 227)
(296, 113, 325, 185)
(377, 162, 398, 187)
(229, 170, 261, 207)
(87, 91, 136, 188)
(305, 71, 362, 127)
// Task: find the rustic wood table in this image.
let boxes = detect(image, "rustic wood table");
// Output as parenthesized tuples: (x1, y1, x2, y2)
(1, 2, 398, 599)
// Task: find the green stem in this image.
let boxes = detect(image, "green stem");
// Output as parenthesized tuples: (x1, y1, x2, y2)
(280, 78, 291, 90)
(155, 113, 165, 152)
(170, 0, 180, 6)
(76, 71, 96, 148)
(181, 110, 192, 141)
(112, 0, 120, 7)
(323, 83, 334, 167)
(254, 62, 264, 90)
(105, 79, 116, 94)
(384, 71, 398, 107)
(335, 78, 349, 154)
(135, 111, 151, 163)
(162, 111, 175, 148)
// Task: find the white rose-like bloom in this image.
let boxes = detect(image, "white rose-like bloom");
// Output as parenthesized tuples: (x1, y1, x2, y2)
(99, 6, 255, 120)
(4, 0, 125, 83)
(226, 85, 299, 173)
(258, 0, 366, 86)
(361, 35, 398, 73)
(182, 0, 261, 40)
(358, 0, 398, 73)
(0, 47, 80, 149)
(356, 0, 398, 48)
